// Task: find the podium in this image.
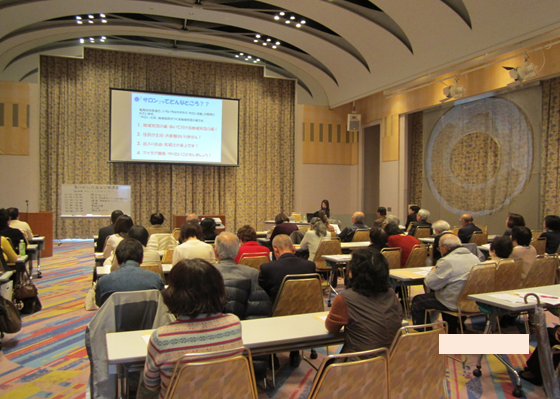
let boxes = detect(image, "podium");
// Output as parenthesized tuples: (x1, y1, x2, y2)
(21, 211, 53, 257)
(173, 214, 226, 234)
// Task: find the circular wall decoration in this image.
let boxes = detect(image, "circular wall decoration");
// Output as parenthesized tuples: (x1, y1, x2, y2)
(425, 98, 533, 216)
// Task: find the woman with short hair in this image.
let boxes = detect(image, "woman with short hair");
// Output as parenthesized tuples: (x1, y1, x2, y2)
(171, 222, 215, 265)
(103, 215, 134, 258)
(147, 212, 169, 235)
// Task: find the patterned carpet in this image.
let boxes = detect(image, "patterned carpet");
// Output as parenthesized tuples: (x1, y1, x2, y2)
(0, 241, 555, 398)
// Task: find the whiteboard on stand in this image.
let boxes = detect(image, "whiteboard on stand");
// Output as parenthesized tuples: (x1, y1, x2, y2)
(61, 184, 132, 217)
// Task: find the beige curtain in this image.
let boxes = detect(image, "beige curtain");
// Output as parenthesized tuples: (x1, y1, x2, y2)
(541, 77, 560, 216)
(40, 49, 295, 238)
(408, 111, 423, 205)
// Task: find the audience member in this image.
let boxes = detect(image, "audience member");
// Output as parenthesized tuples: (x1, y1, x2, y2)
(1, 234, 17, 266)
(541, 215, 560, 254)
(107, 225, 160, 271)
(186, 213, 198, 223)
(372, 207, 387, 228)
(503, 213, 525, 237)
(338, 211, 368, 242)
(269, 213, 298, 242)
(234, 225, 270, 263)
(0, 208, 26, 254)
(300, 218, 328, 261)
(326, 249, 403, 353)
(405, 205, 420, 229)
(411, 234, 480, 333)
(146, 212, 169, 235)
(318, 210, 335, 234)
(489, 234, 513, 262)
(384, 214, 400, 227)
(214, 232, 258, 288)
(384, 222, 421, 267)
(96, 210, 123, 253)
(102, 215, 134, 258)
(457, 213, 482, 244)
(172, 222, 215, 265)
(200, 217, 217, 241)
(408, 208, 432, 237)
(95, 238, 165, 306)
(368, 227, 388, 251)
(313, 199, 330, 219)
(141, 259, 242, 398)
(7, 207, 33, 241)
(432, 220, 452, 263)
(510, 226, 537, 283)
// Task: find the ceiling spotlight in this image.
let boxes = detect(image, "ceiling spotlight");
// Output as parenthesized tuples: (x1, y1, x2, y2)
(266, 38, 271, 42)
(279, 11, 285, 16)
(101, 36, 106, 40)
(253, 39, 258, 43)
(301, 20, 306, 24)
(100, 13, 106, 18)
(239, 52, 243, 55)
(235, 55, 239, 58)
(88, 14, 94, 19)
(274, 15, 280, 20)
(263, 42, 267, 46)
(255, 34, 261, 38)
(275, 41, 280, 45)
(256, 58, 260, 62)
(443, 84, 464, 99)
(247, 55, 251, 59)
(77, 20, 83, 24)
(272, 45, 277, 49)
(79, 38, 85, 43)
(296, 23, 301, 28)
(503, 62, 537, 82)
(253, 60, 257, 63)
(290, 16, 295, 20)
(76, 16, 82, 20)
(88, 20, 94, 24)
(101, 19, 107, 23)
(285, 20, 290, 24)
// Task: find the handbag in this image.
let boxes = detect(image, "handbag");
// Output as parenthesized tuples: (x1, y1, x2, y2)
(13, 280, 38, 299)
(85, 282, 99, 311)
(0, 296, 22, 334)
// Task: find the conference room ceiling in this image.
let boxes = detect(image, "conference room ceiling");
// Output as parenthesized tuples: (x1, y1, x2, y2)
(2, 0, 560, 107)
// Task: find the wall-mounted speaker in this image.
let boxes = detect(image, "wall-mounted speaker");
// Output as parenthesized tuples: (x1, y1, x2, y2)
(347, 113, 361, 131)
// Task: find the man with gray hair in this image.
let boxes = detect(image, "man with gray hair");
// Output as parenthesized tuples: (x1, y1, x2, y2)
(432, 220, 452, 263)
(411, 234, 480, 333)
(458, 213, 482, 243)
(408, 208, 432, 237)
(214, 231, 258, 289)
(338, 211, 369, 242)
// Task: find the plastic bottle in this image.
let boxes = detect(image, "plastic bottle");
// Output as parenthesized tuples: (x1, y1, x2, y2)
(19, 239, 26, 256)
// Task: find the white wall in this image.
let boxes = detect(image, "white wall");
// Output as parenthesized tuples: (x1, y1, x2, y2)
(0, 83, 40, 211)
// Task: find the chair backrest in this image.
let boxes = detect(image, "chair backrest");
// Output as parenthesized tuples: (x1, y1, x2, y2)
(308, 348, 389, 399)
(290, 229, 305, 244)
(389, 323, 446, 399)
(404, 244, 427, 268)
(478, 225, 488, 234)
(494, 259, 522, 291)
(313, 238, 342, 269)
(531, 236, 547, 255)
(531, 230, 543, 240)
(452, 226, 460, 236)
(469, 231, 488, 246)
(238, 254, 269, 271)
(164, 347, 257, 399)
(271, 274, 324, 317)
(413, 226, 431, 239)
(352, 229, 370, 242)
(381, 247, 402, 270)
(522, 255, 558, 288)
(141, 264, 166, 285)
(172, 228, 181, 241)
(162, 249, 174, 264)
(457, 263, 496, 313)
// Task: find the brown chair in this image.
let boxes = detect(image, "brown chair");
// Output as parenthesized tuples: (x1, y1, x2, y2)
(452, 227, 460, 236)
(308, 348, 390, 399)
(478, 225, 488, 234)
(381, 247, 402, 270)
(531, 236, 547, 255)
(352, 229, 370, 242)
(313, 237, 342, 270)
(522, 255, 558, 288)
(413, 226, 431, 239)
(531, 230, 543, 240)
(404, 244, 427, 268)
(495, 259, 522, 291)
(470, 231, 488, 246)
(164, 346, 257, 399)
(389, 322, 447, 399)
(172, 228, 181, 241)
(141, 263, 166, 285)
(161, 248, 174, 264)
(238, 253, 269, 271)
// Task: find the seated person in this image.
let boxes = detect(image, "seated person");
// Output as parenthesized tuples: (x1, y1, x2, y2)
(200, 217, 217, 242)
(299, 218, 328, 261)
(368, 227, 388, 252)
(318, 210, 336, 234)
(432, 220, 452, 263)
(540, 214, 560, 254)
(0, 208, 26, 254)
(269, 213, 298, 242)
(372, 207, 387, 228)
(106, 225, 161, 271)
(510, 226, 537, 283)
(384, 222, 421, 267)
(103, 215, 134, 259)
(172, 222, 215, 265)
(326, 249, 403, 353)
(96, 210, 123, 253)
(95, 238, 165, 307)
(141, 259, 242, 398)
(408, 208, 432, 237)
(488, 234, 513, 262)
(234, 225, 270, 263)
(411, 234, 480, 333)
(338, 211, 369, 242)
(312, 199, 330, 219)
(146, 212, 169, 235)
(7, 207, 33, 241)
(405, 205, 420, 230)
(457, 213, 482, 244)
(1, 235, 18, 268)
(503, 213, 525, 237)
(214, 232, 259, 289)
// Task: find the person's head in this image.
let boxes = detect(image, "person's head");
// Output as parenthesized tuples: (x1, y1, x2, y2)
(346, 249, 390, 296)
(384, 214, 400, 227)
(114, 215, 134, 236)
(408, 205, 420, 215)
(127, 225, 150, 247)
(186, 213, 198, 223)
(384, 222, 402, 237)
(511, 226, 532, 247)
(369, 227, 388, 247)
(377, 207, 387, 217)
(0, 209, 10, 228)
(432, 220, 451, 235)
(321, 200, 330, 211)
(215, 232, 240, 261)
(162, 259, 227, 317)
(149, 212, 165, 226)
(311, 220, 327, 238)
(544, 215, 560, 232)
(438, 234, 462, 257)
(237, 225, 257, 244)
(352, 211, 365, 224)
(111, 210, 124, 224)
(7, 207, 19, 220)
(180, 221, 203, 241)
(460, 213, 473, 227)
(272, 234, 294, 258)
(417, 209, 430, 222)
(200, 218, 217, 234)
(115, 237, 144, 265)
(506, 213, 525, 229)
(275, 212, 289, 225)
(490, 235, 513, 258)
(318, 210, 329, 225)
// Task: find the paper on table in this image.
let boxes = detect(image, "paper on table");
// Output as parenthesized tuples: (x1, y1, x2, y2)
(313, 312, 329, 322)
(142, 334, 151, 345)
(489, 292, 560, 306)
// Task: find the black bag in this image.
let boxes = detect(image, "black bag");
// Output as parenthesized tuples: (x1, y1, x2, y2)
(13, 279, 38, 299)
(18, 296, 42, 315)
(13, 264, 41, 315)
(0, 296, 22, 334)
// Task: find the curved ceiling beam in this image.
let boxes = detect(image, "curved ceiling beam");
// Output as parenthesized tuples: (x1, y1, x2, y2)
(440, 0, 472, 29)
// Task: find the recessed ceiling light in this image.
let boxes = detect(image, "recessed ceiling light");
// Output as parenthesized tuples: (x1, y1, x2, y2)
(296, 23, 301, 28)
(88, 20, 94, 24)
(274, 15, 279, 20)
(235, 55, 239, 58)
(301, 20, 306, 24)
(279, 11, 285, 16)
(101, 36, 106, 40)
(76, 16, 82, 20)
(256, 58, 260, 61)
(101, 19, 107, 23)
(290, 16, 295, 20)
(285, 20, 290, 24)
(255, 34, 261, 38)
(239, 53, 244, 55)
(79, 38, 85, 43)
(272, 45, 277, 49)
(253, 39, 258, 43)
(247, 56, 251, 59)
(100, 13, 106, 18)
(275, 41, 280, 45)
(266, 38, 271, 42)
(88, 15, 94, 19)
(77, 20, 83, 24)
(263, 43, 267, 46)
